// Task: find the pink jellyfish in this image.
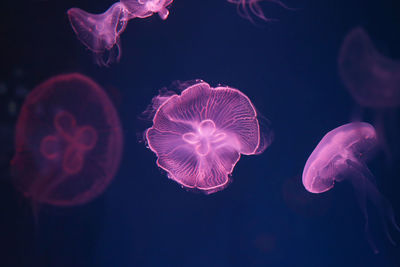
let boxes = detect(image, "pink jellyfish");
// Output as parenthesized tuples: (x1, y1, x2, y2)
(145, 81, 269, 194)
(120, 0, 174, 20)
(302, 122, 399, 253)
(338, 27, 400, 108)
(227, 0, 290, 22)
(68, 2, 130, 66)
(338, 27, 400, 160)
(11, 73, 123, 207)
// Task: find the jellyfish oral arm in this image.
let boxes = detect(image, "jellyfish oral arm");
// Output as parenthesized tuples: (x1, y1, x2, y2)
(346, 159, 400, 254)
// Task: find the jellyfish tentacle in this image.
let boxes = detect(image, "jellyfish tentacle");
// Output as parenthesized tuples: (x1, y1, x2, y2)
(350, 160, 400, 237)
(95, 38, 122, 66)
(365, 179, 400, 246)
(228, 0, 291, 22)
(373, 110, 393, 163)
(347, 159, 399, 252)
(347, 159, 379, 254)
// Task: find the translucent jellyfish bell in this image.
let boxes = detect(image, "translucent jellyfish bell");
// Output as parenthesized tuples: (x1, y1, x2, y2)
(11, 73, 123, 207)
(227, 0, 290, 22)
(338, 27, 400, 161)
(338, 27, 400, 108)
(303, 122, 399, 253)
(145, 81, 270, 194)
(68, 2, 130, 66)
(120, 0, 174, 20)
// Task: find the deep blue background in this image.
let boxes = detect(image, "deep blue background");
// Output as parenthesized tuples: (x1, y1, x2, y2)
(1, 0, 400, 266)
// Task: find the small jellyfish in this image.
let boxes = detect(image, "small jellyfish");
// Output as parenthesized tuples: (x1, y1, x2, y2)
(120, 0, 174, 20)
(11, 73, 123, 207)
(302, 122, 399, 253)
(145, 81, 269, 194)
(338, 27, 400, 108)
(227, 0, 289, 22)
(68, 2, 130, 66)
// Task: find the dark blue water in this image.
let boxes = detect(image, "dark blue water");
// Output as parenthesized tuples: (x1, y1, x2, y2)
(1, 0, 400, 266)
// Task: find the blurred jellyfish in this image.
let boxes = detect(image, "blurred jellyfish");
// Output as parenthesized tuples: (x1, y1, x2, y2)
(227, 0, 290, 22)
(302, 122, 399, 253)
(145, 81, 270, 194)
(338, 27, 400, 108)
(11, 73, 123, 208)
(338, 27, 400, 160)
(68, 2, 130, 66)
(120, 0, 174, 20)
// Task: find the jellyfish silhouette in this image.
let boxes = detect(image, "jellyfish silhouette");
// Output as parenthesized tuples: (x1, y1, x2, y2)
(338, 27, 400, 161)
(302, 122, 399, 253)
(68, 2, 130, 66)
(145, 81, 269, 194)
(227, 0, 290, 22)
(338, 27, 400, 108)
(120, 0, 174, 20)
(11, 73, 123, 207)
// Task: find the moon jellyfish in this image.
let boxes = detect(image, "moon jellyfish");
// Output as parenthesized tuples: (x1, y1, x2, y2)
(11, 73, 123, 207)
(338, 27, 400, 161)
(68, 1, 174, 65)
(338, 27, 400, 108)
(227, 0, 290, 22)
(302, 122, 399, 253)
(145, 81, 269, 194)
(120, 0, 174, 20)
(68, 2, 130, 66)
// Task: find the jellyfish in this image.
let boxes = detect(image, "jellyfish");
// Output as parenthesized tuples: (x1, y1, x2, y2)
(302, 122, 399, 253)
(120, 0, 174, 20)
(338, 27, 400, 161)
(11, 73, 123, 207)
(338, 27, 400, 108)
(227, 0, 290, 22)
(145, 81, 269, 194)
(68, 2, 130, 66)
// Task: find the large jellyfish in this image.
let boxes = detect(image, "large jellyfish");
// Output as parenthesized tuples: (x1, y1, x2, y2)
(338, 27, 400, 108)
(145, 81, 269, 194)
(302, 122, 399, 253)
(120, 0, 174, 20)
(11, 73, 123, 207)
(227, 0, 290, 22)
(68, 2, 130, 66)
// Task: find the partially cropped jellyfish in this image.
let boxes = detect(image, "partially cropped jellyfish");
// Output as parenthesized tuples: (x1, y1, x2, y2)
(227, 0, 290, 22)
(145, 81, 269, 194)
(120, 0, 174, 20)
(338, 27, 400, 160)
(11, 73, 123, 207)
(338, 27, 400, 108)
(68, 1, 174, 65)
(68, 2, 130, 66)
(303, 122, 399, 253)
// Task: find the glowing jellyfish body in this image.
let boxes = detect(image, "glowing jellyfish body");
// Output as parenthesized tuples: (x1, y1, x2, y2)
(68, 1, 174, 65)
(227, 0, 289, 22)
(120, 0, 174, 20)
(303, 122, 399, 253)
(11, 73, 123, 206)
(338, 27, 400, 108)
(68, 2, 130, 66)
(146, 81, 267, 194)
